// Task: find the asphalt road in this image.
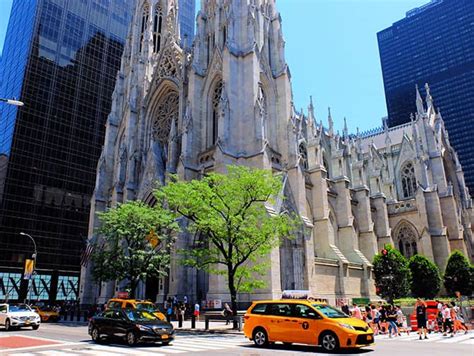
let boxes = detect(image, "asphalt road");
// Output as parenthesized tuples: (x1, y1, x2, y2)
(1, 323, 472, 355)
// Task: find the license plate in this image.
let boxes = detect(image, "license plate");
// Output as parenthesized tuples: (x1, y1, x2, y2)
(367, 335, 372, 341)
(25, 321, 30, 325)
(162, 334, 168, 339)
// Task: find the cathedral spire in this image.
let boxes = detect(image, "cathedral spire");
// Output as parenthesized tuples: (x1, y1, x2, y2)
(425, 82, 433, 109)
(343, 117, 348, 138)
(328, 107, 334, 136)
(416, 84, 424, 116)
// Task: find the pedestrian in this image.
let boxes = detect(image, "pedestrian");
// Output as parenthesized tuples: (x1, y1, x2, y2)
(223, 303, 233, 325)
(351, 303, 362, 320)
(415, 298, 428, 340)
(370, 305, 381, 335)
(379, 305, 388, 334)
(194, 302, 200, 322)
(341, 302, 350, 316)
(179, 303, 186, 327)
(451, 301, 468, 334)
(396, 306, 409, 335)
(441, 303, 454, 337)
(166, 303, 173, 323)
(386, 305, 398, 338)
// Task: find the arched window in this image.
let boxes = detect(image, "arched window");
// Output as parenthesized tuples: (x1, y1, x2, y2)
(210, 81, 223, 146)
(152, 92, 179, 144)
(395, 224, 418, 258)
(401, 162, 417, 198)
(299, 143, 308, 170)
(153, 5, 163, 53)
(139, 3, 150, 53)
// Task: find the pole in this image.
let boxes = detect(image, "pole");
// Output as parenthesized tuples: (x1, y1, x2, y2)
(20, 232, 37, 304)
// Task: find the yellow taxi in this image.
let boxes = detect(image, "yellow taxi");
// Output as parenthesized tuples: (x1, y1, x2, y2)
(106, 299, 165, 321)
(243, 300, 374, 352)
(31, 306, 60, 322)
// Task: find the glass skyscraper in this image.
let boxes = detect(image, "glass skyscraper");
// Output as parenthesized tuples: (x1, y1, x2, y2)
(179, 0, 196, 47)
(377, 0, 474, 193)
(0, 0, 133, 303)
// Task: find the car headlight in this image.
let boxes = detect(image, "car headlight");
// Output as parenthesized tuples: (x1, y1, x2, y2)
(339, 323, 355, 330)
(137, 324, 151, 331)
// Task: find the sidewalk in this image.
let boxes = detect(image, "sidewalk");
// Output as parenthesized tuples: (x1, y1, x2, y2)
(53, 318, 243, 334)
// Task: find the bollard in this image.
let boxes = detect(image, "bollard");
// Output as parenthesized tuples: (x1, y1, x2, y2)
(178, 315, 183, 328)
(83, 310, 88, 322)
(191, 314, 195, 329)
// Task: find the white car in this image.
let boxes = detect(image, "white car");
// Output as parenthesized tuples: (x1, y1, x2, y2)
(0, 303, 41, 330)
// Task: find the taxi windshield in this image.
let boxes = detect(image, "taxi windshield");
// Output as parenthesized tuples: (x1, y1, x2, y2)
(312, 304, 348, 318)
(126, 310, 158, 321)
(135, 302, 157, 312)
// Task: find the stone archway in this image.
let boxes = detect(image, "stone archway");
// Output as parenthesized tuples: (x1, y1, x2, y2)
(393, 221, 419, 258)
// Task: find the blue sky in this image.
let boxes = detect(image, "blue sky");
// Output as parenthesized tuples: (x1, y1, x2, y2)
(0, 0, 429, 132)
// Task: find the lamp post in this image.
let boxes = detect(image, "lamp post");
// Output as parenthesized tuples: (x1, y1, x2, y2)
(20, 232, 37, 304)
(0, 97, 24, 106)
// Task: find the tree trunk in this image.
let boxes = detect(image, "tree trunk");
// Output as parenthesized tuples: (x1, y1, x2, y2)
(227, 266, 239, 329)
(129, 279, 138, 299)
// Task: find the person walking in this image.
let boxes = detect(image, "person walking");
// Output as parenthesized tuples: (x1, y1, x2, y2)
(194, 302, 200, 322)
(223, 303, 233, 325)
(370, 305, 381, 335)
(166, 303, 173, 323)
(442, 303, 454, 337)
(352, 303, 362, 320)
(341, 302, 350, 316)
(451, 301, 468, 334)
(387, 305, 398, 338)
(415, 299, 428, 340)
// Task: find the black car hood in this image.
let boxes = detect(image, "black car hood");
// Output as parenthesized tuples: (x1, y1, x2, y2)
(136, 320, 173, 329)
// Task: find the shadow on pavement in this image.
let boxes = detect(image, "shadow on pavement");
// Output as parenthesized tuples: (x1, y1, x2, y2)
(240, 343, 374, 354)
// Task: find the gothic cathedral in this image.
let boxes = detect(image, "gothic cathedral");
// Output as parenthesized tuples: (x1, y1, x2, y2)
(80, 0, 473, 305)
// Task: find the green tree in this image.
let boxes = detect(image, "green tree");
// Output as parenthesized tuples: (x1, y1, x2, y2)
(91, 201, 178, 298)
(373, 245, 411, 303)
(444, 250, 473, 296)
(408, 254, 441, 298)
(157, 165, 298, 315)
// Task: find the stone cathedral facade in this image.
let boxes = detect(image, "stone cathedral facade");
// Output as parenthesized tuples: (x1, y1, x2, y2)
(80, 0, 473, 305)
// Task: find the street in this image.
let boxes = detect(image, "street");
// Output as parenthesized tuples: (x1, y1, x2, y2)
(0, 323, 472, 356)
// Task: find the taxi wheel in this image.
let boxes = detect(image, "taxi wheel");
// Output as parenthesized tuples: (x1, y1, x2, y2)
(126, 331, 137, 346)
(319, 331, 339, 352)
(252, 328, 269, 347)
(162, 341, 171, 346)
(5, 319, 11, 331)
(32, 325, 40, 330)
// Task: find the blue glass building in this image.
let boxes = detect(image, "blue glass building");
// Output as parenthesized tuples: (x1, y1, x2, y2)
(377, 0, 474, 193)
(0, 0, 133, 303)
(179, 0, 196, 47)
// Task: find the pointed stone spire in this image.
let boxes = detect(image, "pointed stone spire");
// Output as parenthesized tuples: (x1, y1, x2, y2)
(416, 84, 424, 116)
(384, 119, 391, 146)
(328, 107, 334, 136)
(343, 117, 348, 138)
(425, 83, 433, 109)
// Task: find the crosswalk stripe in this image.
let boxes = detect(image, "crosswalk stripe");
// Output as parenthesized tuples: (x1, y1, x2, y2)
(173, 339, 242, 347)
(460, 338, 474, 345)
(171, 340, 232, 348)
(37, 351, 82, 356)
(438, 334, 472, 343)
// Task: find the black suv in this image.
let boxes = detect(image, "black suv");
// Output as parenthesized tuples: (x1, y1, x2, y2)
(88, 309, 174, 346)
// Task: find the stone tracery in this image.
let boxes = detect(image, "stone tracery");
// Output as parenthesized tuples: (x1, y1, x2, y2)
(151, 92, 179, 144)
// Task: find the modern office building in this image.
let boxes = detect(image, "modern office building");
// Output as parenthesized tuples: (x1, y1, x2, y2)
(0, 0, 133, 303)
(178, 0, 196, 46)
(377, 0, 474, 192)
